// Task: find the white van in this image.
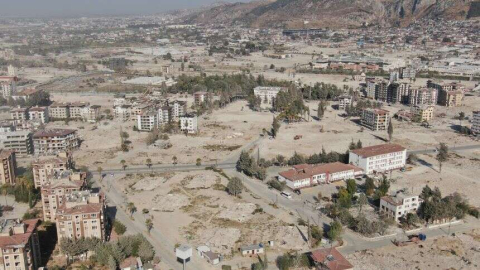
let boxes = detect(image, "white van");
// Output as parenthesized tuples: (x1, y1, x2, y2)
(281, 191, 292, 199)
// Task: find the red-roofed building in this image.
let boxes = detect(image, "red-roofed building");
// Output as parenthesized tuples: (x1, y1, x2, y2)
(349, 144, 407, 174)
(0, 219, 41, 270)
(278, 162, 363, 190)
(311, 247, 353, 270)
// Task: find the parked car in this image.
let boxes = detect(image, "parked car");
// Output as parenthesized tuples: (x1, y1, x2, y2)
(281, 192, 292, 199)
(293, 189, 301, 195)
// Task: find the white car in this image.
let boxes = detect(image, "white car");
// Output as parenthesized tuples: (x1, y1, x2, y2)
(281, 192, 292, 199)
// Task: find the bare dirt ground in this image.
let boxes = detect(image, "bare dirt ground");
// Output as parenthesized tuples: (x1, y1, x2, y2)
(347, 229, 480, 270)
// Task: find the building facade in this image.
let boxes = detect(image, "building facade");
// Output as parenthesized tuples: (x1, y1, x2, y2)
(0, 219, 41, 270)
(32, 152, 74, 188)
(0, 131, 33, 155)
(180, 114, 198, 134)
(380, 192, 421, 222)
(56, 200, 106, 241)
(472, 111, 480, 135)
(253, 86, 285, 106)
(0, 150, 16, 185)
(33, 129, 79, 155)
(411, 105, 434, 122)
(361, 109, 390, 131)
(349, 144, 407, 174)
(28, 107, 49, 124)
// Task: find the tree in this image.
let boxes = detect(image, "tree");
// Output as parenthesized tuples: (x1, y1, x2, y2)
(358, 193, 368, 212)
(196, 158, 202, 166)
(317, 100, 327, 119)
(227, 177, 243, 197)
(376, 176, 390, 198)
(327, 220, 343, 242)
(436, 143, 448, 173)
(365, 177, 375, 196)
(356, 140, 363, 149)
(127, 202, 137, 218)
(276, 253, 293, 270)
(263, 251, 269, 269)
(146, 158, 152, 169)
(458, 112, 465, 125)
(346, 179, 357, 196)
(113, 220, 127, 235)
(145, 219, 153, 234)
(138, 240, 155, 262)
(97, 167, 103, 181)
(120, 160, 127, 170)
(172, 156, 178, 166)
(271, 117, 280, 138)
(387, 120, 394, 142)
(338, 188, 352, 208)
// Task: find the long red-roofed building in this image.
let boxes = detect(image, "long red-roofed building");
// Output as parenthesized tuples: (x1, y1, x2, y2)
(349, 143, 407, 174)
(311, 247, 353, 270)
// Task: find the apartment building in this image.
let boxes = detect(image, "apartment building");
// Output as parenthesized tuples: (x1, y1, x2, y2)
(28, 106, 49, 123)
(10, 107, 28, 122)
(337, 95, 352, 110)
(349, 144, 407, 174)
(33, 129, 79, 154)
(387, 82, 410, 104)
(113, 94, 127, 107)
(472, 111, 480, 135)
(158, 106, 171, 125)
(169, 100, 187, 119)
(56, 197, 106, 241)
(49, 102, 70, 120)
(137, 110, 158, 131)
(82, 105, 101, 122)
(32, 152, 74, 188)
(0, 76, 17, 98)
(409, 88, 438, 106)
(0, 219, 41, 270)
(380, 192, 421, 222)
(180, 114, 198, 134)
(411, 105, 435, 122)
(438, 89, 463, 107)
(115, 105, 133, 121)
(0, 150, 16, 185)
(69, 102, 89, 119)
(253, 86, 285, 106)
(194, 91, 209, 106)
(278, 162, 363, 190)
(361, 109, 390, 131)
(41, 178, 85, 221)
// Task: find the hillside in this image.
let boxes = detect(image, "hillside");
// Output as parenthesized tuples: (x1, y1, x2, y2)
(183, 0, 477, 28)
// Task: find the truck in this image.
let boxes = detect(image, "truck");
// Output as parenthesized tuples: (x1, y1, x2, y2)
(393, 234, 426, 247)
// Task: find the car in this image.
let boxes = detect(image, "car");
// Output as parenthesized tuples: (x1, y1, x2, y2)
(293, 189, 301, 195)
(281, 192, 292, 199)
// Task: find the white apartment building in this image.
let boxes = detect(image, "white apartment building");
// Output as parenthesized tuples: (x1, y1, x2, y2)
(253, 86, 285, 106)
(28, 106, 49, 123)
(115, 105, 133, 121)
(158, 106, 171, 124)
(380, 192, 421, 222)
(33, 129, 79, 154)
(361, 109, 390, 131)
(69, 102, 89, 119)
(278, 162, 363, 190)
(349, 144, 407, 175)
(337, 95, 352, 110)
(137, 110, 157, 131)
(409, 88, 438, 106)
(180, 114, 198, 134)
(0, 76, 17, 98)
(81, 105, 101, 122)
(472, 111, 480, 135)
(10, 107, 28, 121)
(0, 130, 33, 155)
(170, 100, 187, 119)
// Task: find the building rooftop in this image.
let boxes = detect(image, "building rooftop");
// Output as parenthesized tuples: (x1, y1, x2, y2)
(0, 219, 39, 249)
(0, 149, 14, 159)
(350, 144, 406, 158)
(280, 162, 362, 181)
(33, 129, 77, 138)
(311, 247, 353, 270)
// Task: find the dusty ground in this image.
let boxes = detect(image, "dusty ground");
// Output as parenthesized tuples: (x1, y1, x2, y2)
(347, 229, 480, 270)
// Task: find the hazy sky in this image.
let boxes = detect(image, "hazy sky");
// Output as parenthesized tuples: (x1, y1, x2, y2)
(0, 0, 249, 17)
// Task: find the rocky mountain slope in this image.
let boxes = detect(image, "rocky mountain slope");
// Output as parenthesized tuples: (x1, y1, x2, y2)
(183, 0, 477, 28)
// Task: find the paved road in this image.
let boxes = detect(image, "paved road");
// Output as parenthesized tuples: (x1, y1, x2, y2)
(408, 144, 480, 155)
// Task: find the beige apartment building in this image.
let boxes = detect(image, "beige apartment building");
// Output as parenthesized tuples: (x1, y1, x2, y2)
(69, 102, 89, 119)
(438, 89, 463, 107)
(32, 152, 74, 188)
(28, 106, 49, 124)
(48, 102, 70, 120)
(0, 130, 33, 156)
(411, 105, 434, 122)
(41, 176, 86, 221)
(0, 219, 41, 270)
(0, 150, 16, 185)
(33, 129, 79, 154)
(472, 111, 480, 135)
(10, 107, 28, 122)
(361, 108, 390, 131)
(56, 198, 106, 241)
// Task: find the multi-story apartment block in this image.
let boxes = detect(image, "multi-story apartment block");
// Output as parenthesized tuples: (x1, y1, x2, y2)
(278, 162, 363, 190)
(158, 106, 171, 125)
(33, 129, 79, 155)
(380, 192, 421, 222)
(253, 86, 285, 106)
(0, 130, 33, 155)
(0, 219, 41, 270)
(169, 100, 187, 119)
(49, 102, 70, 120)
(10, 107, 28, 122)
(56, 196, 106, 241)
(409, 88, 438, 106)
(0, 76, 17, 98)
(337, 95, 352, 110)
(41, 177, 85, 221)
(0, 150, 16, 185)
(32, 152, 74, 188)
(69, 102, 89, 119)
(387, 82, 410, 104)
(438, 89, 463, 107)
(401, 67, 416, 79)
(180, 114, 198, 134)
(194, 91, 209, 106)
(411, 105, 434, 122)
(115, 105, 133, 121)
(349, 144, 407, 174)
(28, 106, 49, 123)
(113, 94, 127, 107)
(361, 109, 390, 131)
(137, 110, 157, 131)
(472, 111, 480, 135)
(81, 105, 101, 122)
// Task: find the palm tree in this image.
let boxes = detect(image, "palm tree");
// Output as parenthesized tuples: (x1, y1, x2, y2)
(146, 158, 152, 169)
(196, 158, 201, 166)
(97, 167, 103, 181)
(172, 156, 178, 166)
(126, 202, 137, 218)
(120, 160, 127, 170)
(145, 218, 153, 234)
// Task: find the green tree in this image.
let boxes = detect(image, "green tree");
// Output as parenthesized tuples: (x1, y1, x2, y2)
(346, 179, 357, 196)
(358, 193, 368, 212)
(172, 156, 178, 165)
(327, 220, 343, 242)
(127, 202, 137, 218)
(338, 187, 352, 208)
(436, 143, 448, 173)
(145, 219, 153, 234)
(146, 158, 152, 169)
(271, 117, 280, 138)
(97, 167, 103, 181)
(356, 140, 363, 149)
(458, 112, 465, 125)
(108, 255, 117, 270)
(138, 240, 155, 261)
(388, 120, 394, 142)
(113, 220, 127, 235)
(227, 177, 243, 197)
(365, 177, 375, 196)
(376, 176, 390, 198)
(120, 160, 127, 170)
(196, 158, 202, 166)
